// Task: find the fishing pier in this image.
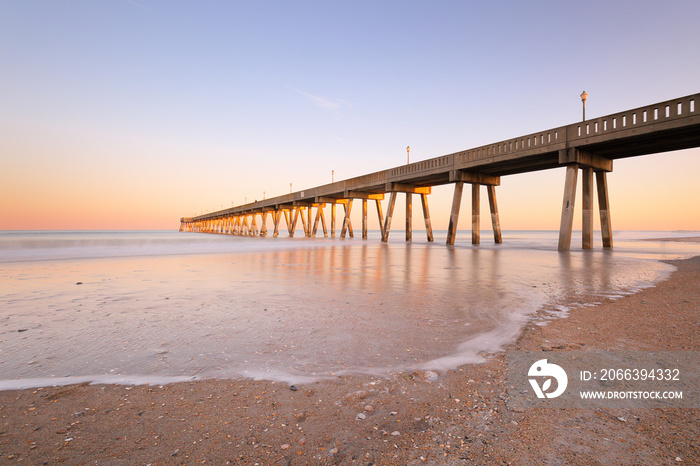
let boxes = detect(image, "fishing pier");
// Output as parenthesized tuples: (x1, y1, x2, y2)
(180, 93, 699, 250)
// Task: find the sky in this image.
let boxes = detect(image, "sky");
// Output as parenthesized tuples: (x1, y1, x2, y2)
(1, 0, 699, 231)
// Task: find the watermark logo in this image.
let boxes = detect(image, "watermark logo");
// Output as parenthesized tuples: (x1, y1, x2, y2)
(508, 351, 697, 409)
(528, 359, 568, 399)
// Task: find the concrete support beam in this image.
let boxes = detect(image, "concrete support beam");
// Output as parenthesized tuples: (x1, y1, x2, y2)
(446, 181, 464, 246)
(405, 193, 412, 242)
(260, 212, 268, 236)
(299, 208, 307, 237)
(487, 185, 502, 244)
(312, 205, 322, 237)
(293, 200, 315, 207)
(316, 196, 342, 204)
(331, 204, 336, 238)
(420, 193, 434, 242)
(472, 184, 480, 245)
(283, 211, 291, 234)
(320, 207, 328, 237)
(306, 205, 312, 237)
(290, 208, 300, 237)
(362, 199, 368, 240)
(273, 211, 281, 238)
(382, 192, 398, 242)
(596, 171, 613, 248)
(311, 206, 321, 238)
(376, 199, 385, 239)
(345, 191, 385, 200)
(582, 167, 594, 249)
(449, 170, 501, 186)
(559, 149, 613, 172)
(341, 199, 353, 239)
(385, 183, 431, 194)
(558, 164, 579, 251)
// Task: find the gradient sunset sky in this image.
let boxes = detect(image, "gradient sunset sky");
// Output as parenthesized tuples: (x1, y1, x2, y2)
(1, 1, 699, 231)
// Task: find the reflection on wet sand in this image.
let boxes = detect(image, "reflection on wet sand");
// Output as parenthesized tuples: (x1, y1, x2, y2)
(1, 231, 694, 388)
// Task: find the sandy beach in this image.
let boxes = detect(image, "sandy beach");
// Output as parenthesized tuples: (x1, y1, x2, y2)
(1, 252, 698, 465)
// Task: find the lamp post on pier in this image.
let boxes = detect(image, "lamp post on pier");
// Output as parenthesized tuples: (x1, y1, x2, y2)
(406, 146, 410, 164)
(580, 91, 588, 121)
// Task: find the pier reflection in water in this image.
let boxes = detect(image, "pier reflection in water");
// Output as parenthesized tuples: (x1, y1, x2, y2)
(0, 230, 694, 387)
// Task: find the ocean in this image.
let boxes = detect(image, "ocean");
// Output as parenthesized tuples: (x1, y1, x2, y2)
(1, 229, 698, 390)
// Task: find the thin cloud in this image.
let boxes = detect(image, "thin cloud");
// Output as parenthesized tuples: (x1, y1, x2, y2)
(289, 86, 352, 114)
(123, 0, 150, 9)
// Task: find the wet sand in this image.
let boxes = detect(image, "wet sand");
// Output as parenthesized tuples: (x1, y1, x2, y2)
(1, 254, 698, 465)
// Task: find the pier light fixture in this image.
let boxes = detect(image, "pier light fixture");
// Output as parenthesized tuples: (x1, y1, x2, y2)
(580, 91, 588, 121)
(332, 170, 334, 183)
(290, 183, 292, 194)
(406, 146, 411, 164)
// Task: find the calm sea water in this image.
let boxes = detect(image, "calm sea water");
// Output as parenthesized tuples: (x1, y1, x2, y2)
(1, 229, 698, 390)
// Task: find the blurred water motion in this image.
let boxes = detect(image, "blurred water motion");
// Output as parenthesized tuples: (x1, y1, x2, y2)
(1, 230, 698, 388)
